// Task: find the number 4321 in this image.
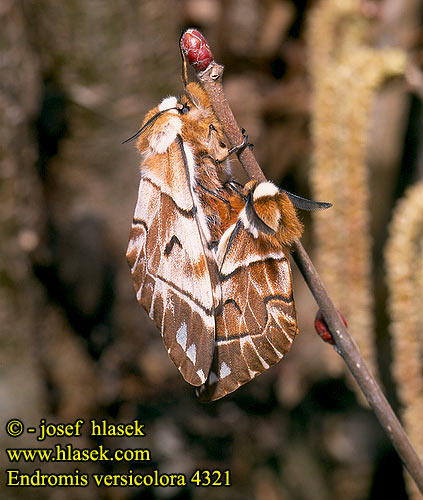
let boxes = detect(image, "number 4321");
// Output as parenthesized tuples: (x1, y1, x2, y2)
(190, 469, 231, 487)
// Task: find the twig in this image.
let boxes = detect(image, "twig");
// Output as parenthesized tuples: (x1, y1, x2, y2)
(181, 29, 423, 494)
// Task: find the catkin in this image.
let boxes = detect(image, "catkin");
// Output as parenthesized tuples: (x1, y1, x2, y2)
(385, 182, 423, 500)
(308, 0, 405, 379)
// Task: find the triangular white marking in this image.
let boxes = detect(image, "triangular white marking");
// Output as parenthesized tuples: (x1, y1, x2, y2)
(220, 362, 231, 379)
(186, 343, 197, 365)
(196, 369, 206, 384)
(176, 322, 187, 351)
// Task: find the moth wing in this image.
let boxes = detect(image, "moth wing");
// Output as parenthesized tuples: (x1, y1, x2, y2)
(197, 221, 298, 401)
(126, 141, 216, 387)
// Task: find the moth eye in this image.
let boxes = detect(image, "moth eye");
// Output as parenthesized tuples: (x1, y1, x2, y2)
(180, 104, 190, 115)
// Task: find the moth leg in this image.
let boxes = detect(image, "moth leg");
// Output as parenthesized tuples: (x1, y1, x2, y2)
(215, 129, 252, 164)
(196, 181, 231, 205)
(223, 179, 246, 199)
(240, 128, 255, 151)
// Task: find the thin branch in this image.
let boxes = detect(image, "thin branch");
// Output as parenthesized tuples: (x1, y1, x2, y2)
(183, 31, 423, 493)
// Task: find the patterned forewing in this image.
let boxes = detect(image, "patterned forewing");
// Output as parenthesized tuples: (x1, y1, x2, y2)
(198, 225, 298, 401)
(127, 171, 215, 387)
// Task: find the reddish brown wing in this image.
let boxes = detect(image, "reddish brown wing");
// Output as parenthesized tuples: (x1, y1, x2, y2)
(197, 218, 298, 401)
(126, 142, 216, 387)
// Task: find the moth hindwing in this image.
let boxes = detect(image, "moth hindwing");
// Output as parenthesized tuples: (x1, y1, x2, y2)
(126, 83, 303, 400)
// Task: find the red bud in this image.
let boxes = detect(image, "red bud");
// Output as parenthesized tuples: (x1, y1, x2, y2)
(180, 28, 214, 72)
(314, 309, 347, 345)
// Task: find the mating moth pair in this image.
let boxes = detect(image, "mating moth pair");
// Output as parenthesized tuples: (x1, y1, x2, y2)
(126, 80, 321, 401)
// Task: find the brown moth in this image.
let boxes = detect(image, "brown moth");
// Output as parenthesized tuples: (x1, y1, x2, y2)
(126, 82, 308, 401)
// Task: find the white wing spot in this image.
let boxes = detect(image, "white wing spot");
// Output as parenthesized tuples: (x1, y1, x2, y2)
(220, 362, 231, 379)
(186, 343, 197, 365)
(196, 369, 206, 384)
(176, 322, 187, 351)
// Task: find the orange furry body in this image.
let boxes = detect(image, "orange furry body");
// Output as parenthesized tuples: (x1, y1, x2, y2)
(136, 82, 302, 246)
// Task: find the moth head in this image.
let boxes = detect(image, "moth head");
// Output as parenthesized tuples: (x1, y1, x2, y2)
(184, 82, 212, 110)
(124, 81, 228, 161)
(177, 83, 229, 162)
(179, 82, 215, 129)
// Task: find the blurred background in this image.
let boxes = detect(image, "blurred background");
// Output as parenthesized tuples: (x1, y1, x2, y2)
(1, 0, 422, 499)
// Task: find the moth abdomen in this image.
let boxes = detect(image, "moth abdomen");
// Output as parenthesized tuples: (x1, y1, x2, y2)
(236, 180, 304, 247)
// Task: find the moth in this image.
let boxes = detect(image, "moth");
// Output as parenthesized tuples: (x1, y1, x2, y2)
(126, 81, 328, 401)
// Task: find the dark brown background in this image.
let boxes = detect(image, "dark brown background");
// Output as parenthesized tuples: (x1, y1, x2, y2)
(1, 1, 421, 499)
